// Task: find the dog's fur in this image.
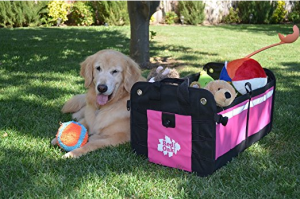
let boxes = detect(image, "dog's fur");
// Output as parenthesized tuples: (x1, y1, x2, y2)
(51, 50, 145, 158)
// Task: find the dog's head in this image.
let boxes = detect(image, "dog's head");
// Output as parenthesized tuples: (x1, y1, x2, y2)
(80, 49, 142, 106)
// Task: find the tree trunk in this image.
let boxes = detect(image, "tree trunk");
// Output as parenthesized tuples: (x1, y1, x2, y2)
(127, 1, 160, 68)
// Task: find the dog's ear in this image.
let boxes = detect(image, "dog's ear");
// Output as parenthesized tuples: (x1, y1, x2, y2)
(80, 55, 94, 88)
(124, 57, 143, 93)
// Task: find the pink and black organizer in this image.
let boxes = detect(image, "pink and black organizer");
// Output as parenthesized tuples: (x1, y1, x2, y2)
(127, 63, 276, 176)
(127, 25, 299, 176)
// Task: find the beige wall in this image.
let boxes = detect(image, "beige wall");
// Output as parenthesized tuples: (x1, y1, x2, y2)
(152, 0, 293, 25)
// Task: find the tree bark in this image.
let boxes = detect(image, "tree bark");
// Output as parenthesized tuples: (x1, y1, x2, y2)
(128, 1, 160, 68)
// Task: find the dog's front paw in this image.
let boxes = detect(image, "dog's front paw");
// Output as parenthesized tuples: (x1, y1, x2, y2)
(62, 150, 82, 159)
(72, 108, 85, 121)
(51, 138, 57, 146)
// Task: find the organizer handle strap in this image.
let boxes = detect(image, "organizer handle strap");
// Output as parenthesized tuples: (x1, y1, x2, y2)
(151, 78, 190, 106)
(245, 82, 253, 95)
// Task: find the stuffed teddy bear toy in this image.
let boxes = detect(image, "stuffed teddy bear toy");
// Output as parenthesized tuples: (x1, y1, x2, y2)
(147, 66, 180, 82)
(204, 80, 237, 107)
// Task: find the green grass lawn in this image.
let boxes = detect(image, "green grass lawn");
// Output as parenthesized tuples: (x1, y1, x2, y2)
(1, 24, 299, 198)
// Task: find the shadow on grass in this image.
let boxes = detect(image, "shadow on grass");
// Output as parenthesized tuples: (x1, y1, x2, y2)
(0, 27, 210, 138)
(150, 42, 220, 69)
(280, 61, 300, 69)
(214, 24, 298, 36)
(1, 143, 196, 198)
(0, 28, 132, 140)
(0, 27, 130, 73)
(0, 145, 142, 197)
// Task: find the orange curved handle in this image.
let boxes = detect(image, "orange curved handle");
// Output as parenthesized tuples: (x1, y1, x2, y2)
(245, 25, 299, 58)
(278, 25, 299, 43)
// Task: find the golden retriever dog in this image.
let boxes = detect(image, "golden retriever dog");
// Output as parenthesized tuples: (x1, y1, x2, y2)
(51, 49, 145, 158)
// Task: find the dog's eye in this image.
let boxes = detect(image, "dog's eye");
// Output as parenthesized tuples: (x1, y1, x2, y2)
(111, 70, 119, 75)
(218, 88, 221, 91)
(96, 66, 101, 71)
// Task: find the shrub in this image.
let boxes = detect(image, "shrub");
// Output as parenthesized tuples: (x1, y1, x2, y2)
(177, 1, 205, 25)
(288, 11, 300, 23)
(150, 30, 157, 40)
(288, 1, 300, 23)
(237, 1, 277, 24)
(223, 7, 241, 24)
(68, 2, 94, 26)
(270, 1, 287, 24)
(150, 15, 156, 23)
(0, 1, 48, 27)
(48, 0, 71, 25)
(38, 3, 52, 27)
(165, 11, 178, 25)
(87, 1, 129, 26)
(0, 2, 14, 27)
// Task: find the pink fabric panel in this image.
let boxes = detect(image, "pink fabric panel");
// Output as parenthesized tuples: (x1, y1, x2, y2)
(216, 87, 274, 159)
(147, 110, 192, 172)
(215, 102, 248, 159)
(248, 89, 274, 137)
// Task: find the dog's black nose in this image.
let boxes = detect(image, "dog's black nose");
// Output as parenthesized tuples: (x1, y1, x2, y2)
(225, 92, 231, 99)
(97, 84, 108, 93)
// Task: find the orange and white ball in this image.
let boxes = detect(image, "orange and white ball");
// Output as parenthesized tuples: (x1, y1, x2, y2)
(56, 121, 88, 152)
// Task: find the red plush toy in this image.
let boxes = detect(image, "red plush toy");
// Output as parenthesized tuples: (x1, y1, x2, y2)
(220, 25, 299, 95)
